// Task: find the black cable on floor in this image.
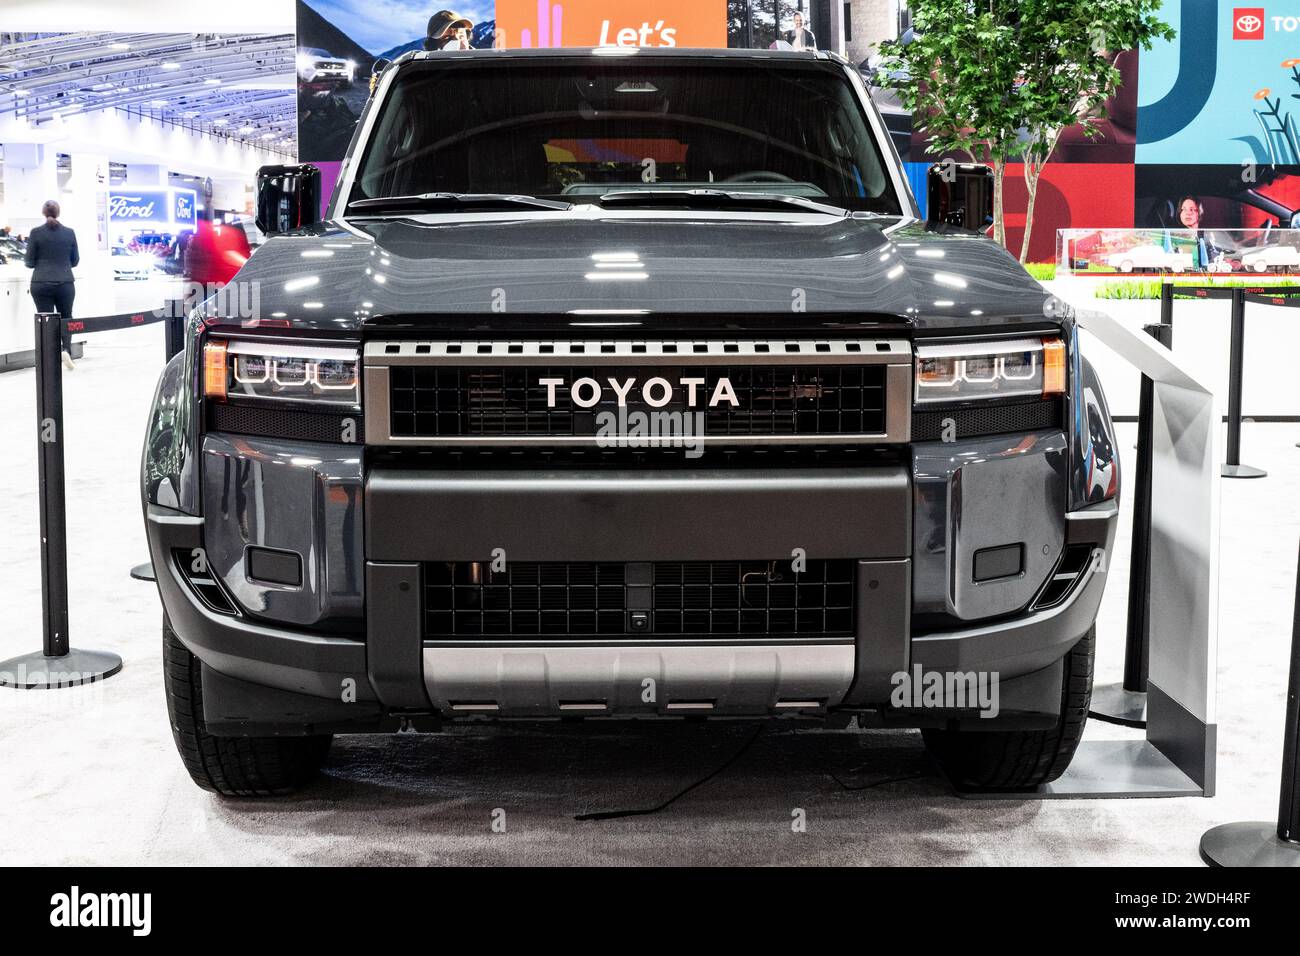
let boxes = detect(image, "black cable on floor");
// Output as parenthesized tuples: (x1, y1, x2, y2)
(827, 770, 930, 792)
(574, 722, 768, 821)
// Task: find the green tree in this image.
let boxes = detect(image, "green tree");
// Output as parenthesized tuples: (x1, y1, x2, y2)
(880, 0, 1173, 261)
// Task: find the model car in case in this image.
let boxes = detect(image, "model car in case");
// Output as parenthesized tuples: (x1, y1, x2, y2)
(1241, 242, 1300, 272)
(1105, 244, 1191, 273)
(142, 47, 1120, 796)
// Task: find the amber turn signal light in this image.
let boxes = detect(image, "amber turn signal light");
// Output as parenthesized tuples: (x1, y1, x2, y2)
(203, 340, 228, 401)
(1041, 337, 1066, 397)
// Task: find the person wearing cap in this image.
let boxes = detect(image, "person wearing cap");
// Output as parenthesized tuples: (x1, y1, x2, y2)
(424, 11, 473, 51)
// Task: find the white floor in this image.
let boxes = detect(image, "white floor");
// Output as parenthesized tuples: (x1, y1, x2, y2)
(0, 323, 1297, 865)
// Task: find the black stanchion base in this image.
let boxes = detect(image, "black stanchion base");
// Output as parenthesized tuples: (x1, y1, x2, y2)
(1221, 464, 1268, 479)
(1088, 683, 1147, 728)
(0, 649, 123, 689)
(1200, 823, 1300, 867)
(130, 562, 156, 582)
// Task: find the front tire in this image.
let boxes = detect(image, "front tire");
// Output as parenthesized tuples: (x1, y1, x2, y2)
(922, 628, 1094, 790)
(163, 618, 332, 796)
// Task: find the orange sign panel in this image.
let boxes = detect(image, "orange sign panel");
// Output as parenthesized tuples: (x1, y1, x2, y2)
(494, 0, 727, 50)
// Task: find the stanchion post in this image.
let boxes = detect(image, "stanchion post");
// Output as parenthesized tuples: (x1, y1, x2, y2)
(164, 308, 185, 362)
(36, 312, 69, 657)
(1225, 287, 1244, 466)
(1280, 541, 1300, 844)
(0, 313, 124, 689)
(1222, 286, 1266, 479)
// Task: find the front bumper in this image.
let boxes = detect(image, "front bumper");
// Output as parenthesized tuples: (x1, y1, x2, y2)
(148, 424, 1117, 732)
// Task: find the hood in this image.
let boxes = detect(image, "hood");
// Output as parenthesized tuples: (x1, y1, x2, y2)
(209, 209, 1063, 335)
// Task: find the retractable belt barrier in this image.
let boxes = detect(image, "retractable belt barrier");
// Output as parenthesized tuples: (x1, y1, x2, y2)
(0, 304, 183, 689)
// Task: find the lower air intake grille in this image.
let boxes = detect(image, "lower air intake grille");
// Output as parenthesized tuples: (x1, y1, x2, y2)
(1031, 545, 1095, 610)
(209, 403, 363, 444)
(911, 399, 1060, 442)
(423, 560, 856, 640)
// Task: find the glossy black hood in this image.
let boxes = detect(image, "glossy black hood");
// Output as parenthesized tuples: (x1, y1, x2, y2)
(209, 210, 1064, 336)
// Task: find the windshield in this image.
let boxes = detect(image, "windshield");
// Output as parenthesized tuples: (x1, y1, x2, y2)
(348, 58, 901, 214)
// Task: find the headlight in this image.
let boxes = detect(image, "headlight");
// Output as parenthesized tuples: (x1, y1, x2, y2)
(203, 338, 359, 407)
(915, 336, 1065, 404)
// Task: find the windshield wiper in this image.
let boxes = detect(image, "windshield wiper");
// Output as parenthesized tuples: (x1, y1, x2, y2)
(596, 188, 848, 216)
(347, 192, 572, 215)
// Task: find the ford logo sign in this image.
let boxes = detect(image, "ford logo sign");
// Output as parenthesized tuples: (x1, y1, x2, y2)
(107, 194, 159, 220)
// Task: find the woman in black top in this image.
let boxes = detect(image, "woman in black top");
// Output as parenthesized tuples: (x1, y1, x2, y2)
(24, 199, 80, 369)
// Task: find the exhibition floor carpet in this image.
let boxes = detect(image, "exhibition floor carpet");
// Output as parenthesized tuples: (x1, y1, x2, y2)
(1, 322, 1297, 865)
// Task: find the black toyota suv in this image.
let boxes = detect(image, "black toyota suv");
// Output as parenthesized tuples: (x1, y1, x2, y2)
(142, 47, 1120, 796)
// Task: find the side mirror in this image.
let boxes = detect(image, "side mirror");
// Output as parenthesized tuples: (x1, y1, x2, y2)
(926, 162, 994, 231)
(255, 163, 322, 236)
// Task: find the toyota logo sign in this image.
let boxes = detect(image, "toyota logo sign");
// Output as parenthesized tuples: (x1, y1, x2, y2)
(1234, 8, 1265, 39)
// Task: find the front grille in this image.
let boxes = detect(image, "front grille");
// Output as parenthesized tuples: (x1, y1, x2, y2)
(365, 338, 912, 446)
(389, 364, 886, 439)
(423, 560, 856, 640)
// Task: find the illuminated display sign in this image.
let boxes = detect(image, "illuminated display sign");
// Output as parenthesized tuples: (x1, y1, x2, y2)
(107, 188, 199, 230)
(495, 0, 727, 49)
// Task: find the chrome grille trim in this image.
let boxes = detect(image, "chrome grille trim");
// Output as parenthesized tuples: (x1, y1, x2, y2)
(365, 337, 910, 366)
